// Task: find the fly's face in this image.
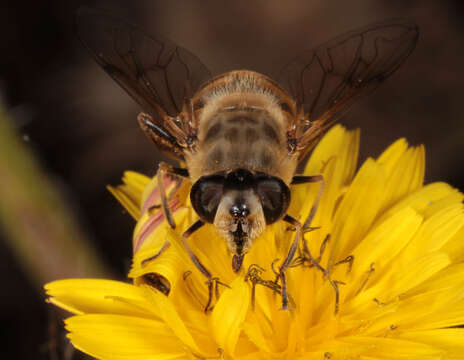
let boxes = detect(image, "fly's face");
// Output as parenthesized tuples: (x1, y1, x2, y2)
(190, 169, 291, 272)
(213, 188, 265, 258)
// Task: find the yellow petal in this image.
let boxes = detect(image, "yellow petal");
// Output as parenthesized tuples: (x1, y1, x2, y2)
(107, 184, 141, 220)
(291, 126, 359, 250)
(442, 226, 464, 263)
(342, 276, 464, 336)
(140, 172, 190, 217)
(397, 202, 464, 263)
(377, 142, 425, 212)
(242, 316, 273, 354)
(399, 328, 464, 356)
(47, 128, 464, 360)
(107, 171, 151, 220)
(376, 138, 409, 169)
(337, 336, 444, 358)
(210, 277, 250, 356)
(341, 206, 422, 303)
(123, 171, 151, 194)
(45, 279, 157, 318)
(304, 125, 360, 181)
(406, 262, 464, 297)
(329, 158, 387, 263)
(376, 182, 463, 225)
(408, 301, 464, 331)
(132, 188, 190, 254)
(374, 252, 450, 306)
(66, 314, 187, 360)
(141, 286, 209, 356)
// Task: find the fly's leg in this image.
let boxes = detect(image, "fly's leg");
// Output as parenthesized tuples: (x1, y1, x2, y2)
(291, 233, 330, 269)
(147, 176, 183, 211)
(141, 240, 170, 266)
(140, 164, 188, 270)
(291, 174, 326, 273)
(274, 175, 326, 310)
(324, 255, 354, 315)
(278, 214, 303, 310)
(181, 220, 229, 312)
(334, 255, 354, 274)
(154, 162, 189, 229)
(138, 112, 187, 221)
(292, 174, 349, 313)
(245, 264, 283, 310)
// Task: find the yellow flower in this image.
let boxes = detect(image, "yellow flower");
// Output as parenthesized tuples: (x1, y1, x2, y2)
(45, 125, 464, 359)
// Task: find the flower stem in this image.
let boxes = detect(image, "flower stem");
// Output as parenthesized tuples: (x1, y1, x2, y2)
(0, 104, 111, 289)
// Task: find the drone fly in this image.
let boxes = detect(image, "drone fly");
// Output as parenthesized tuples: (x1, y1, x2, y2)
(76, 8, 418, 309)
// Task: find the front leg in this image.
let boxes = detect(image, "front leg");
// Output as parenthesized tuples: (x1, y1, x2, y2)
(156, 162, 189, 229)
(279, 215, 325, 310)
(181, 220, 228, 312)
(141, 163, 188, 267)
(278, 174, 325, 310)
(140, 164, 188, 266)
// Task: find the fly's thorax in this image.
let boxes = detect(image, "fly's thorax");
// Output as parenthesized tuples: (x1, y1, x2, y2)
(185, 74, 299, 184)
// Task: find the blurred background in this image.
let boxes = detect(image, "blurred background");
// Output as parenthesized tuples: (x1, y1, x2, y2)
(0, 0, 463, 358)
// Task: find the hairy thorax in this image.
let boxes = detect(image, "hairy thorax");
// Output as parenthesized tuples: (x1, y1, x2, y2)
(185, 71, 299, 184)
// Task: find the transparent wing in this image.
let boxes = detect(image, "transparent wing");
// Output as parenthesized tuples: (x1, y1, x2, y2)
(75, 7, 211, 120)
(278, 20, 419, 158)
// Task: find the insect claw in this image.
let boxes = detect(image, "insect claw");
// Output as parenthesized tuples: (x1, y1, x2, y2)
(203, 277, 230, 312)
(271, 258, 280, 278)
(141, 241, 170, 267)
(334, 255, 354, 274)
(303, 226, 321, 233)
(245, 263, 283, 310)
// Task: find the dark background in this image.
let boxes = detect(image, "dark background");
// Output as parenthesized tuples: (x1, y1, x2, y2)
(1, 1, 463, 359)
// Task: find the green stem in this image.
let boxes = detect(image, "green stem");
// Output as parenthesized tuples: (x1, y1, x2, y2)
(0, 105, 111, 289)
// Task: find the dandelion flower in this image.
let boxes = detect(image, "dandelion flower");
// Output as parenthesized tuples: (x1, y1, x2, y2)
(45, 125, 464, 359)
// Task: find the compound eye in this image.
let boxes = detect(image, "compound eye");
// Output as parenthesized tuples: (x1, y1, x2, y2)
(256, 177, 290, 224)
(190, 175, 225, 223)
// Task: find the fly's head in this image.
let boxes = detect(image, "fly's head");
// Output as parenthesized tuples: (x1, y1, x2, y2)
(190, 169, 291, 273)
